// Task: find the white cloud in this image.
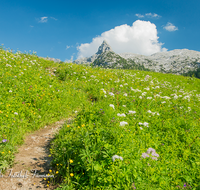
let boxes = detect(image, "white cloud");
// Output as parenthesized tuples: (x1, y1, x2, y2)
(135, 14, 144, 18)
(66, 45, 70, 49)
(163, 22, 178, 32)
(136, 13, 161, 18)
(145, 13, 161, 18)
(50, 17, 58, 21)
(30, 25, 34, 27)
(39, 17, 48, 23)
(77, 20, 167, 59)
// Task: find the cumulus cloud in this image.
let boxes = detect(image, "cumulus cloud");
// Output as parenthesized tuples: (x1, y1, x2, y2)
(66, 45, 70, 49)
(163, 22, 178, 32)
(135, 13, 161, 18)
(38, 17, 48, 23)
(77, 20, 167, 59)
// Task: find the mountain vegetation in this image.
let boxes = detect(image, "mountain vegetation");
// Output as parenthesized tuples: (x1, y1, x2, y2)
(0, 45, 200, 189)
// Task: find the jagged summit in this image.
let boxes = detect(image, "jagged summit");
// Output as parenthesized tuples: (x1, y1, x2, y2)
(96, 40, 113, 54)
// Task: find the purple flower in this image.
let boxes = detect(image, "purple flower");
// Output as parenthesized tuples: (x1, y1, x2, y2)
(142, 153, 149, 158)
(2, 139, 7, 143)
(146, 148, 156, 154)
(151, 157, 158, 161)
(151, 152, 159, 157)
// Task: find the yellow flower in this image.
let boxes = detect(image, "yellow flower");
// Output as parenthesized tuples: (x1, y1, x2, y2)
(56, 171, 58, 174)
(49, 169, 52, 173)
(69, 159, 73, 164)
(46, 184, 49, 187)
(8, 151, 11, 153)
(56, 164, 59, 166)
(78, 126, 80, 128)
(44, 178, 46, 180)
(48, 154, 51, 157)
(67, 125, 70, 127)
(82, 124, 85, 127)
(70, 173, 74, 177)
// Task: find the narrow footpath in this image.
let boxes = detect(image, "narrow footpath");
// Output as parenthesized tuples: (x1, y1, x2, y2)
(0, 118, 71, 190)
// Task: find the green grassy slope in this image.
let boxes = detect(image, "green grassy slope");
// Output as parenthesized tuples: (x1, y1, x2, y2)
(0, 46, 200, 189)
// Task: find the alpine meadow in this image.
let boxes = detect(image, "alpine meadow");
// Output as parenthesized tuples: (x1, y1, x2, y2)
(0, 45, 200, 190)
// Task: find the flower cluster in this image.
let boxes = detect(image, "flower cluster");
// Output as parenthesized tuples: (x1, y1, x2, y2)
(142, 148, 159, 160)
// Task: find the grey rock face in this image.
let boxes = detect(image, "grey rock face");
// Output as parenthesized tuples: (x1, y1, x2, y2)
(74, 41, 200, 76)
(74, 40, 114, 64)
(96, 40, 113, 55)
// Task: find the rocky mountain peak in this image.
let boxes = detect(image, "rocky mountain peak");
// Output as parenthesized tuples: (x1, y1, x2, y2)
(96, 40, 113, 55)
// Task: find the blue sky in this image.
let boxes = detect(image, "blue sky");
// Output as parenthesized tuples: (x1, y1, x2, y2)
(1, 0, 200, 62)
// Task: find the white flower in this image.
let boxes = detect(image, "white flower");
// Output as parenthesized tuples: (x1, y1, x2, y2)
(122, 105, 126, 107)
(74, 111, 78, 113)
(161, 101, 166, 104)
(117, 113, 126, 117)
(112, 155, 123, 162)
(123, 93, 128, 96)
(147, 110, 152, 113)
(14, 112, 18, 115)
(109, 104, 115, 109)
(138, 122, 143, 125)
(109, 92, 115, 96)
(142, 153, 149, 158)
(157, 113, 160, 116)
(9, 90, 12, 93)
(104, 95, 107, 97)
(143, 122, 149, 127)
(120, 121, 128, 126)
(128, 110, 136, 114)
(139, 96, 142, 99)
(120, 85, 123, 87)
(147, 97, 152, 99)
(140, 127, 143, 130)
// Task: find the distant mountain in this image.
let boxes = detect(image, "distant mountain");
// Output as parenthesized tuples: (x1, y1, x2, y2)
(73, 40, 200, 76)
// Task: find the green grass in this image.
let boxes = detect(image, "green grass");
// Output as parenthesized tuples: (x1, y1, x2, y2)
(0, 45, 200, 189)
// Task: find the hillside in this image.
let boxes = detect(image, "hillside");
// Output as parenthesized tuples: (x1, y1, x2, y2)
(0, 46, 200, 189)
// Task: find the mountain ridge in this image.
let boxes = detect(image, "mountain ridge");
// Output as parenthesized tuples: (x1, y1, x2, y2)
(73, 41, 200, 76)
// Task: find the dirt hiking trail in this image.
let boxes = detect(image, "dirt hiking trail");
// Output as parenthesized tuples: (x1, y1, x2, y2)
(0, 118, 72, 190)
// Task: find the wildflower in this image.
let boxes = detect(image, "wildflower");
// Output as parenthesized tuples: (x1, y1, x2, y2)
(142, 153, 149, 158)
(109, 104, 115, 109)
(2, 139, 7, 143)
(49, 169, 52, 173)
(109, 92, 115, 96)
(151, 157, 158, 161)
(112, 155, 123, 162)
(129, 110, 136, 114)
(122, 105, 126, 107)
(56, 171, 59, 174)
(140, 127, 143, 130)
(146, 148, 156, 154)
(120, 121, 128, 126)
(143, 122, 149, 127)
(9, 90, 12, 93)
(70, 173, 74, 177)
(69, 159, 73, 164)
(117, 113, 126, 117)
(14, 112, 18, 115)
(123, 93, 128, 96)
